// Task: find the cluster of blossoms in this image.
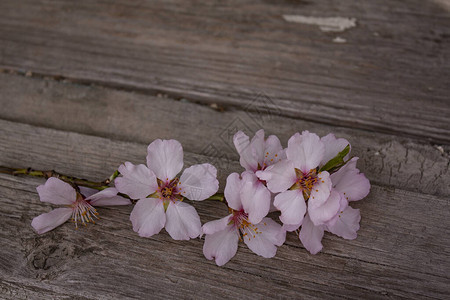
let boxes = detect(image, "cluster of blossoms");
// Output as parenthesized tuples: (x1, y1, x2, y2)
(31, 130, 370, 266)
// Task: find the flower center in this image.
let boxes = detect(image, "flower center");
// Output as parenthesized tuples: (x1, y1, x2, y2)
(157, 177, 182, 201)
(71, 193, 99, 228)
(229, 208, 265, 241)
(291, 168, 321, 199)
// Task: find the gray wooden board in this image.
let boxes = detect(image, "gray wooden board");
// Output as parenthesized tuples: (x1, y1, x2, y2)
(0, 0, 449, 143)
(0, 120, 449, 299)
(1, 74, 449, 197)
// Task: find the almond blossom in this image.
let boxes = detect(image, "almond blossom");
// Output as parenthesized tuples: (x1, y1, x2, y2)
(31, 177, 131, 234)
(299, 141, 370, 254)
(256, 131, 335, 230)
(202, 172, 286, 266)
(233, 129, 285, 215)
(115, 139, 219, 240)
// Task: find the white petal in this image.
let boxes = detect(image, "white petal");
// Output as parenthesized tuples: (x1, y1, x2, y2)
(243, 217, 286, 258)
(331, 157, 370, 202)
(262, 134, 284, 167)
(87, 187, 132, 206)
(256, 160, 297, 193)
(147, 139, 184, 181)
(115, 162, 158, 199)
(224, 173, 243, 211)
(233, 131, 257, 172)
(130, 198, 166, 238)
(299, 214, 325, 255)
(36, 177, 76, 205)
(273, 190, 306, 226)
(202, 215, 233, 235)
(31, 208, 72, 234)
(165, 201, 202, 240)
(327, 206, 361, 239)
(179, 164, 219, 201)
(286, 131, 324, 173)
(308, 189, 341, 226)
(320, 133, 351, 167)
(203, 226, 239, 266)
(309, 171, 332, 208)
(283, 223, 301, 232)
(249, 129, 265, 168)
(78, 186, 98, 199)
(240, 173, 271, 224)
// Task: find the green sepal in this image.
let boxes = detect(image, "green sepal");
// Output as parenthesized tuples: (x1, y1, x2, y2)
(319, 145, 350, 173)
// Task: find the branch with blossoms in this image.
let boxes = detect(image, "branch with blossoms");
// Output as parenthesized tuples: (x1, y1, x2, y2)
(1, 129, 370, 266)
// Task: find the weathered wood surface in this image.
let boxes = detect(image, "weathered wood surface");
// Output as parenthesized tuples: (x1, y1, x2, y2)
(1, 120, 449, 299)
(1, 74, 449, 197)
(1, 0, 450, 299)
(0, 0, 449, 143)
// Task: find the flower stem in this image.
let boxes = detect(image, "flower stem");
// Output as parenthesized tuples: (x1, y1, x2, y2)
(206, 193, 226, 202)
(0, 166, 116, 190)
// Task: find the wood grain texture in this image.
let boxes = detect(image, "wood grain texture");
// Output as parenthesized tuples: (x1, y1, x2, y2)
(0, 0, 449, 142)
(1, 73, 449, 197)
(1, 120, 450, 299)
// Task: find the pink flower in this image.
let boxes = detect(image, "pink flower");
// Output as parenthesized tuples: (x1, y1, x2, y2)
(31, 177, 131, 234)
(115, 139, 219, 240)
(299, 153, 370, 254)
(202, 172, 286, 266)
(233, 129, 285, 214)
(256, 131, 334, 229)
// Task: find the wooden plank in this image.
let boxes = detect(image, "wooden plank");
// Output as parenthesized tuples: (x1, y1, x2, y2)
(0, 1, 449, 142)
(0, 74, 449, 197)
(0, 120, 449, 299)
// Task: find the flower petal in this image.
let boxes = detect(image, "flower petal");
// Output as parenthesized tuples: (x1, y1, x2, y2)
(78, 186, 98, 199)
(273, 190, 306, 226)
(130, 198, 166, 237)
(243, 217, 286, 258)
(263, 134, 285, 167)
(327, 206, 361, 239)
(224, 173, 243, 211)
(308, 189, 341, 226)
(115, 162, 158, 199)
(147, 139, 184, 181)
(325, 192, 349, 228)
(36, 177, 76, 205)
(256, 160, 297, 193)
(233, 131, 258, 172)
(31, 208, 72, 234)
(179, 163, 219, 201)
(203, 226, 239, 266)
(320, 133, 351, 167)
(86, 187, 131, 206)
(286, 131, 324, 173)
(299, 213, 325, 255)
(308, 171, 332, 208)
(331, 157, 371, 202)
(283, 223, 301, 232)
(165, 201, 202, 240)
(202, 215, 233, 235)
(240, 173, 271, 224)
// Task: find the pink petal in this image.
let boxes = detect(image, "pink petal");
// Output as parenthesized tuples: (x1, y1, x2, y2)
(308, 189, 341, 226)
(331, 157, 371, 201)
(224, 173, 244, 211)
(115, 162, 158, 200)
(202, 215, 233, 235)
(130, 198, 166, 238)
(273, 190, 306, 226)
(147, 139, 184, 181)
(179, 163, 219, 201)
(308, 171, 332, 208)
(325, 192, 349, 227)
(31, 207, 72, 234)
(299, 214, 325, 255)
(240, 173, 271, 224)
(165, 201, 202, 240)
(263, 134, 285, 167)
(286, 131, 324, 173)
(283, 223, 301, 232)
(86, 187, 131, 206)
(233, 130, 258, 172)
(243, 217, 286, 258)
(256, 160, 297, 193)
(78, 186, 98, 198)
(36, 177, 76, 205)
(327, 206, 361, 239)
(320, 133, 350, 167)
(203, 226, 239, 266)
(249, 129, 266, 169)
